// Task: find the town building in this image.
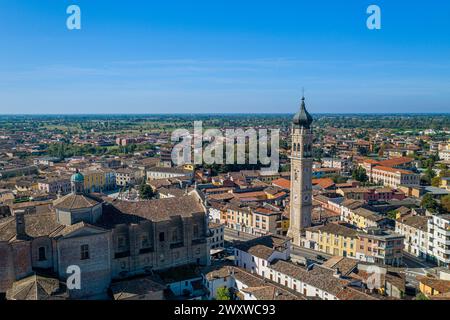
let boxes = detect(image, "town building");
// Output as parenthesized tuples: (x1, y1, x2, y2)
(341, 207, 391, 231)
(395, 215, 430, 259)
(37, 178, 71, 195)
(208, 222, 224, 253)
(322, 157, 352, 173)
(146, 167, 193, 181)
(369, 166, 420, 188)
(0, 171, 209, 299)
(304, 223, 359, 258)
(427, 214, 450, 267)
(356, 228, 404, 266)
(115, 168, 137, 187)
(232, 235, 377, 300)
(337, 187, 405, 203)
(304, 223, 404, 266)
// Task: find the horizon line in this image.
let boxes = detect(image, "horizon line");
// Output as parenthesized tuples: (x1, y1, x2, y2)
(1, 112, 450, 116)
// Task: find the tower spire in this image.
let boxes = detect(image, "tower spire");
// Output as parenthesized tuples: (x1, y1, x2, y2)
(293, 91, 313, 129)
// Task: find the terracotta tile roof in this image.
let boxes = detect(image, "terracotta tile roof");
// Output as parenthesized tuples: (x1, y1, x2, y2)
(241, 285, 300, 300)
(235, 235, 290, 258)
(341, 199, 365, 210)
(362, 158, 381, 165)
(6, 274, 61, 300)
(105, 194, 205, 222)
(111, 276, 167, 300)
(373, 166, 414, 175)
(353, 208, 385, 222)
(335, 286, 378, 300)
(312, 178, 335, 190)
(270, 261, 353, 297)
(378, 157, 414, 167)
(307, 222, 359, 238)
(231, 267, 306, 300)
(385, 272, 406, 291)
(397, 215, 429, 230)
(233, 191, 267, 199)
(322, 256, 359, 276)
(418, 277, 450, 294)
(0, 212, 64, 241)
(247, 245, 276, 260)
(208, 193, 235, 201)
(272, 178, 291, 190)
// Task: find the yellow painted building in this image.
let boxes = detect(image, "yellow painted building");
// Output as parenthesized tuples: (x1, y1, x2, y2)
(183, 164, 195, 171)
(418, 277, 450, 297)
(235, 207, 253, 233)
(313, 223, 359, 258)
(440, 177, 450, 191)
(281, 218, 289, 234)
(342, 207, 386, 231)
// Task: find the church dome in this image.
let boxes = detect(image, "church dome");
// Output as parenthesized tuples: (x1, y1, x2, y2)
(293, 96, 313, 128)
(70, 171, 84, 183)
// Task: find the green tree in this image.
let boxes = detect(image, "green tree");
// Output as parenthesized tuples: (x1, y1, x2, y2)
(387, 210, 398, 220)
(216, 287, 231, 300)
(331, 174, 347, 184)
(415, 293, 429, 300)
(421, 193, 440, 213)
(352, 167, 368, 183)
(139, 183, 154, 200)
(431, 176, 441, 187)
(423, 168, 436, 185)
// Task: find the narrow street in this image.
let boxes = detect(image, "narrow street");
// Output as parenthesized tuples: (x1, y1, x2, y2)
(224, 227, 331, 263)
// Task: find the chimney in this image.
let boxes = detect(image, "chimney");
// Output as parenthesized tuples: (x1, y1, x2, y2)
(333, 268, 342, 279)
(15, 210, 27, 239)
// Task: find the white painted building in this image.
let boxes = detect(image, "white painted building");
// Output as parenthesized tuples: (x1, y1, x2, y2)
(234, 235, 290, 277)
(369, 166, 420, 188)
(395, 215, 429, 259)
(427, 214, 450, 267)
(208, 222, 225, 251)
(208, 206, 222, 223)
(439, 149, 450, 162)
(232, 235, 372, 300)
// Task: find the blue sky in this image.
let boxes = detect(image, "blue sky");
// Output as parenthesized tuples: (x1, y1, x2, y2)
(0, 0, 449, 114)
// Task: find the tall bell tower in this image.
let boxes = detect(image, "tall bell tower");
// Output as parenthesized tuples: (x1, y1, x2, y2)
(287, 95, 313, 246)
